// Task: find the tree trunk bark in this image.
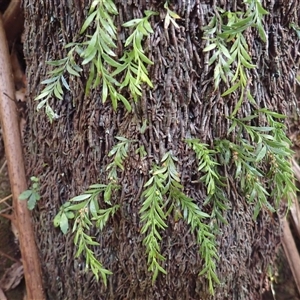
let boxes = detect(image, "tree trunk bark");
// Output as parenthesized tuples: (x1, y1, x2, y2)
(22, 0, 300, 299)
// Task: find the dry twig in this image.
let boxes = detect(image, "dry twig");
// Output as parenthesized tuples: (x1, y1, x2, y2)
(281, 217, 300, 296)
(280, 158, 300, 296)
(0, 13, 45, 300)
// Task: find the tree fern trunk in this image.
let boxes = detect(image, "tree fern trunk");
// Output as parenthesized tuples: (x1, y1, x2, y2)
(23, 0, 299, 299)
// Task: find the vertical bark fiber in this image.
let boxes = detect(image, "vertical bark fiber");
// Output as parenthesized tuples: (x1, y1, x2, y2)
(23, 0, 300, 299)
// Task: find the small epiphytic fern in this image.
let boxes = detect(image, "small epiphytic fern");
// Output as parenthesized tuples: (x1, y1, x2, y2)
(113, 10, 157, 102)
(202, 0, 268, 116)
(106, 136, 133, 180)
(162, 152, 220, 294)
(53, 184, 119, 285)
(35, 47, 82, 120)
(36, 0, 130, 119)
(78, 0, 130, 110)
(140, 152, 219, 294)
(201, 1, 296, 221)
(53, 137, 134, 285)
(36, 1, 156, 121)
(140, 164, 168, 282)
(186, 139, 229, 224)
(215, 109, 296, 219)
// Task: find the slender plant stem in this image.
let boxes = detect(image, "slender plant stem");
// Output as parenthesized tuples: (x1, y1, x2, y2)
(282, 217, 300, 296)
(0, 160, 7, 174)
(0, 249, 18, 263)
(0, 194, 12, 204)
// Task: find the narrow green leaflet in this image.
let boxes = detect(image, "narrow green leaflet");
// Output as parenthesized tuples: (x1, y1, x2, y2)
(19, 176, 41, 210)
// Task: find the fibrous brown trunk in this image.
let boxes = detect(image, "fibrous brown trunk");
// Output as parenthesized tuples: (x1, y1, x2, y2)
(23, 0, 299, 299)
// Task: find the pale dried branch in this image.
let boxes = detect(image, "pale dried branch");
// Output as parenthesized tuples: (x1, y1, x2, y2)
(0, 160, 7, 174)
(0, 15, 45, 300)
(0, 194, 12, 204)
(291, 158, 300, 238)
(281, 217, 300, 296)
